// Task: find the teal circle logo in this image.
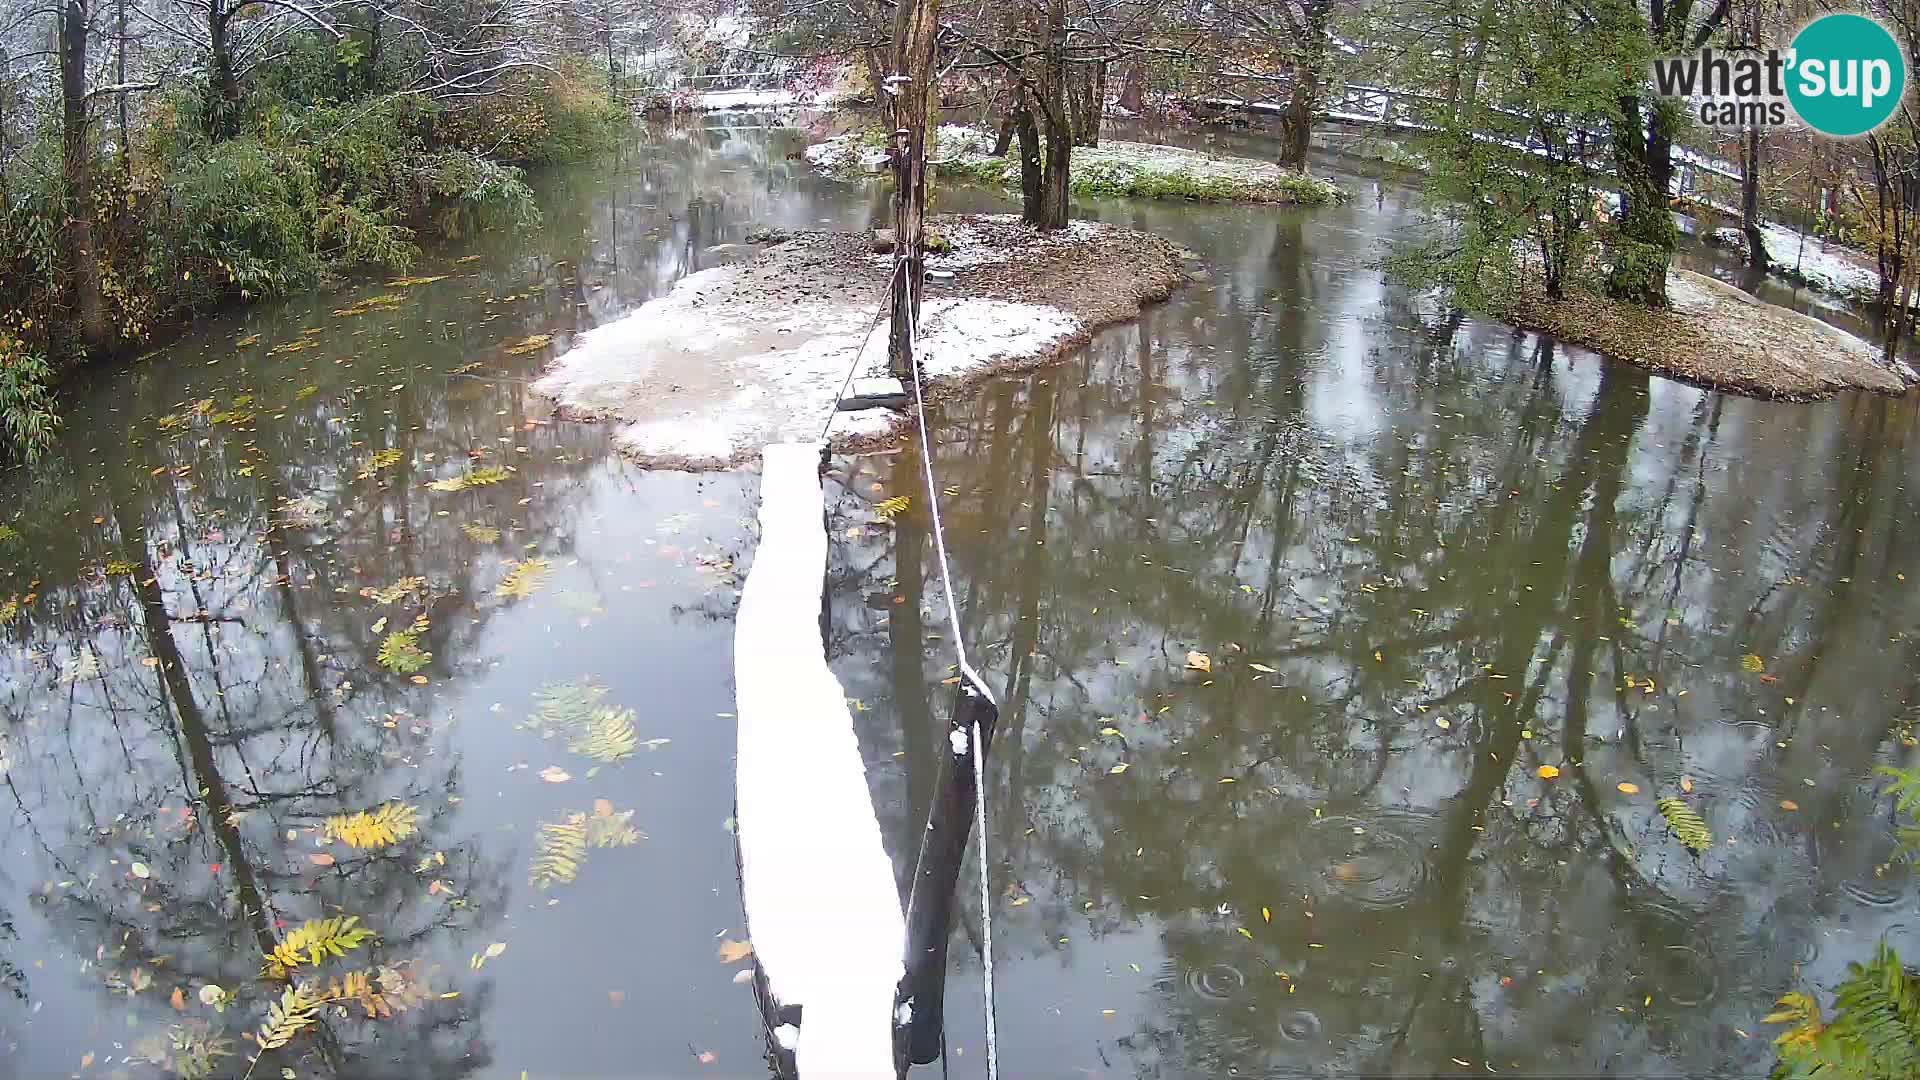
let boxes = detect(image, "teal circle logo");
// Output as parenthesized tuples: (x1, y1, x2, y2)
(1787, 13, 1906, 137)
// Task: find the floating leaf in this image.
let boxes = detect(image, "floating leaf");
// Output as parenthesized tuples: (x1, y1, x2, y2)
(874, 496, 910, 522)
(358, 448, 405, 479)
(1249, 663, 1276, 673)
(496, 557, 552, 600)
(568, 708, 639, 763)
(503, 333, 554, 356)
(131, 861, 151, 879)
(308, 852, 336, 867)
(462, 523, 502, 544)
(1109, 762, 1130, 774)
(539, 766, 572, 783)
(254, 985, 322, 1050)
(718, 939, 754, 963)
(1657, 797, 1712, 853)
(1185, 651, 1212, 673)
(1617, 782, 1641, 795)
(324, 802, 420, 850)
(530, 816, 587, 888)
(363, 576, 428, 605)
(376, 630, 431, 674)
(428, 465, 512, 493)
(265, 916, 375, 977)
(1741, 653, 1766, 673)
(1537, 765, 1560, 780)
(525, 679, 610, 736)
(387, 274, 450, 288)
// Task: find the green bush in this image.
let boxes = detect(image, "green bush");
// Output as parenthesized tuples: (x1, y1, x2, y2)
(0, 330, 58, 464)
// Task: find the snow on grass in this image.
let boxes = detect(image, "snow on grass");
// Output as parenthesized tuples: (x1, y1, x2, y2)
(533, 262, 1081, 468)
(808, 124, 1347, 204)
(1755, 223, 1890, 302)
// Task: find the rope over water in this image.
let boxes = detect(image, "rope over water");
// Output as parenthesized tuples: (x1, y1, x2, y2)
(817, 256, 1002, 1080)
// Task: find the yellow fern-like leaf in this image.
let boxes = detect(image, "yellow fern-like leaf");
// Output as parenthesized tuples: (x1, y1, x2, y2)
(324, 802, 420, 850)
(496, 557, 552, 600)
(875, 495, 911, 522)
(462, 523, 501, 543)
(254, 985, 321, 1050)
(265, 916, 374, 978)
(567, 707, 639, 763)
(376, 630, 431, 674)
(1657, 797, 1712, 854)
(529, 815, 587, 889)
(586, 804, 644, 848)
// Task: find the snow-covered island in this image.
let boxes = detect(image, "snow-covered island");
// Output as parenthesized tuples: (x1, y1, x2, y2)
(532, 215, 1188, 468)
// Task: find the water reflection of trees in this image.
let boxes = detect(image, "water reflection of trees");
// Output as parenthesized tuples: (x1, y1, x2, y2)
(837, 199, 1920, 1076)
(0, 293, 612, 1076)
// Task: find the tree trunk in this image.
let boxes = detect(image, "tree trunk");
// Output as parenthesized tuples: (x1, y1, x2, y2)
(114, 0, 128, 168)
(1606, 95, 1674, 307)
(992, 112, 1014, 156)
(1116, 62, 1144, 115)
(1277, 1, 1330, 170)
(60, 0, 109, 352)
(886, 0, 940, 379)
(1741, 124, 1767, 271)
(1070, 61, 1104, 147)
(1015, 89, 1043, 226)
(1031, 0, 1071, 230)
(208, 0, 240, 139)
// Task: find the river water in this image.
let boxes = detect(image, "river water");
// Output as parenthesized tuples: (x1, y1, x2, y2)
(1, 116, 1916, 1078)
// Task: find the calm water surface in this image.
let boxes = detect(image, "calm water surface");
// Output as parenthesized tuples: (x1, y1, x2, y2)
(1, 116, 1916, 1078)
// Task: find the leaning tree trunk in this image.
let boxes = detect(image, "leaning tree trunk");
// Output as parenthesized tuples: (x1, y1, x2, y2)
(1607, 94, 1675, 307)
(60, 0, 109, 352)
(1741, 124, 1767, 271)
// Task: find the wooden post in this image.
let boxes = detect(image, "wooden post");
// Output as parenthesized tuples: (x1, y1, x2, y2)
(894, 669, 999, 1068)
(887, 0, 941, 381)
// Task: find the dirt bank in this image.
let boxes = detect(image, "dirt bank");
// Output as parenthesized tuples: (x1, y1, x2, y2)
(533, 214, 1187, 468)
(1499, 269, 1917, 402)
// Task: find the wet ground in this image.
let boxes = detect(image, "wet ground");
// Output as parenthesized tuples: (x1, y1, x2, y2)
(1, 115, 1917, 1078)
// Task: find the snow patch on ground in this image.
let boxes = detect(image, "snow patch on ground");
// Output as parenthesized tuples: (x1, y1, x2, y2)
(1756, 223, 1886, 301)
(735, 442, 903, 1076)
(533, 263, 1082, 467)
(695, 88, 804, 110)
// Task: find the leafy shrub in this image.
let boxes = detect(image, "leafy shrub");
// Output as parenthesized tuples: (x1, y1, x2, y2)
(0, 329, 59, 464)
(435, 63, 626, 166)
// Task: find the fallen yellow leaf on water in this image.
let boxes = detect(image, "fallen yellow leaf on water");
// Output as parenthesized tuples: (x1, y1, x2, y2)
(485, 942, 507, 960)
(539, 766, 571, 783)
(1681, 776, 1694, 793)
(1109, 763, 1130, 774)
(1250, 663, 1276, 673)
(307, 853, 336, 867)
(170, 986, 186, 1012)
(1185, 651, 1212, 673)
(697, 1051, 717, 1065)
(130, 862, 150, 879)
(1262, 906, 1271, 923)
(1435, 718, 1451, 729)
(1537, 765, 1561, 780)
(1780, 799, 1800, 811)
(718, 939, 754, 963)
(1617, 782, 1641, 795)
(1741, 653, 1766, 673)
